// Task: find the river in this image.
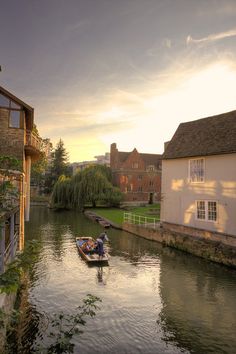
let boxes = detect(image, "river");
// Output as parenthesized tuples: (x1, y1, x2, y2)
(8, 206, 236, 353)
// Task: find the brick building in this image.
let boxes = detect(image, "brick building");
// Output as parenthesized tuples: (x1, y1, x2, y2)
(110, 143, 162, 205)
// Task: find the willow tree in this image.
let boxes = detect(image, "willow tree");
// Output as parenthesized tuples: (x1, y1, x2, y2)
(51, 175, 72, 209)
(51, 165, 123, 210)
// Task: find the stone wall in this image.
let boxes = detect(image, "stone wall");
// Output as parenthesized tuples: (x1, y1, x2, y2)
(122, 222, 236, 268)
(0, 108, 25, 161)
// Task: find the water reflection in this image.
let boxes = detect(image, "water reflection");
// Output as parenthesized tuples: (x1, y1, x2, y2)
(159, 247, 236, 353)
(9, 206, 236, 354)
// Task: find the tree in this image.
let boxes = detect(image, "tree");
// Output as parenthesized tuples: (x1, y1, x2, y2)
(45, 139, 72, 193)
(51, 165, 123, 210)
(51, 139, 70, 178)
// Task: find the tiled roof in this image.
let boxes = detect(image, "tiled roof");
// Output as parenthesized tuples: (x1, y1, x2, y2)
(162, 110, 236, 159)
(118, 151, 161, 167)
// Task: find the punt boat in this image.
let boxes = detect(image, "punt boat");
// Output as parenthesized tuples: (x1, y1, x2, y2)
(76, 237, 109, 264)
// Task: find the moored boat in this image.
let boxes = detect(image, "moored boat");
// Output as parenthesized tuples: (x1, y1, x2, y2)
(98, 219, 110, 228)
(76, 237, 109, 264)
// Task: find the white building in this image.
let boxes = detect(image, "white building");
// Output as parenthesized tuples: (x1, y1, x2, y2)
(161, 110, 236, 239)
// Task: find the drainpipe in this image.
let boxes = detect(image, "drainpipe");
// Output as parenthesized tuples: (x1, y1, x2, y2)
(25, 155, 31, 222)
(19, 174, 24, 251)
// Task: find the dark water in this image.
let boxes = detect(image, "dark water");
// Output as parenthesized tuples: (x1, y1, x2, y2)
(10, 206, 236, 353)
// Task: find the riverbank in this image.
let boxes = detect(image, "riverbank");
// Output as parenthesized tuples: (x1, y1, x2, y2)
(86, 208, 236, 268)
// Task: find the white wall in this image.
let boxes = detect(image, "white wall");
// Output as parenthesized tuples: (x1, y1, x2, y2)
(161, 153, 236, 236)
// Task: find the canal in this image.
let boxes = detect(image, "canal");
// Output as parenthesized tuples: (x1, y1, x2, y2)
(8, 206, 236, 353)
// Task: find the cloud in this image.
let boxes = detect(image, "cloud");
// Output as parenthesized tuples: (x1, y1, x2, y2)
(146, 38, 172, 57)
(163, 38, 172, 49)
(66, 20, 90, 33)
(186, 28, 236, 45)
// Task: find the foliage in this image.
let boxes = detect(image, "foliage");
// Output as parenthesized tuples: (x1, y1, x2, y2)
(0, 155, 22, 172)
(36, 294, 101, 354)
(0, 308, 6, 329)
(0, 155, 21, 211)
(44, 139, 72, 194)
(0, 180, 18, 211)
(51, 175, 72, 209)
(0, 240, 41, 294)
(51, 165, 123, 210)
(31, 151, 48, 185)
(51, 139, 71, 180)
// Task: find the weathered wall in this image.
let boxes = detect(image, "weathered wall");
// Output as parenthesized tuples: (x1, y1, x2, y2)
(161, 154, 236, 236)
(122, 222, 236, 268)
(0, 108, 25, 162)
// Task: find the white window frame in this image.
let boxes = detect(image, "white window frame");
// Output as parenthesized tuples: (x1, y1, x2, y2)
(189, 158, 205, 183)
(147, 165, 155, 172)
(195, 200, 218, 222)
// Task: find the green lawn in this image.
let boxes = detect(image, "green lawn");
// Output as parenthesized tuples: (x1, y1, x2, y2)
(89, 203, 160, 226)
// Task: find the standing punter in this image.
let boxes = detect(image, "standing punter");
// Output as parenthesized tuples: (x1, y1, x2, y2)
(96, 231, 109, 259)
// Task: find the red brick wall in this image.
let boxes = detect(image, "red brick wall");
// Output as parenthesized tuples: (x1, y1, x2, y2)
(111, 144, 162, 203)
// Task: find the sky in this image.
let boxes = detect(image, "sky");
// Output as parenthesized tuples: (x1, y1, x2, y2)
(1, 0, 236, 162)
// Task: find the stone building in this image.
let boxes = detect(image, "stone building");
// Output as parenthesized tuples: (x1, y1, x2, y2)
(110, 143, 162, 205)
(0, 85, 41, 271)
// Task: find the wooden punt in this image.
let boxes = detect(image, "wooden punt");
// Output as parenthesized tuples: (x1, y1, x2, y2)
(76, 237, 109, 264)
(98, 220, 110, 228)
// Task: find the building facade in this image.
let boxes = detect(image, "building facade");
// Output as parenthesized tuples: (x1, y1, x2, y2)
(0, 86, 40, 271)
(161, 110, 236, 239)
(110, 143, 162, 204)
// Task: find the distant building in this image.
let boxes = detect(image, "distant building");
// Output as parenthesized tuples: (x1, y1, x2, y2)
(0, 86, 41, 271)
(110, 143, 162, 205)
(161, 110, 236, 242)
(71, 153, 110, 175)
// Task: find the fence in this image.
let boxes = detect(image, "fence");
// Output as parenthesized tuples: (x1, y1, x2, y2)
(123, 212, 160, 229)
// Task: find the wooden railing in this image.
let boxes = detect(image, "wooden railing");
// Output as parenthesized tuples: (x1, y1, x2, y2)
(25, 130, 41, 151)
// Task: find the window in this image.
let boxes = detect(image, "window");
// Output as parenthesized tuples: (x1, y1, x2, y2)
(208, 201, 217, 221)
(9, 111, 21, 128)
(147, 165, 155, 172)
(196, 200, 217, 222)
(149, 180, 154, 186)
(132, 162, 139, 169)
(189, 158, 204, 183)
(0, 93, 10, 107)
(138, 186, 142, 192)
(197, 201, 205, 220)
(138, 175, 142, 180)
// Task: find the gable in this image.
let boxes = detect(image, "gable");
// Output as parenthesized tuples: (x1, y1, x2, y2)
(0, 86, 34, 130)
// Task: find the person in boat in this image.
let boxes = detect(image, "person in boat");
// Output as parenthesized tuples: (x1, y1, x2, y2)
(96, 232, 109, 259)
(81, 239, 94, 253)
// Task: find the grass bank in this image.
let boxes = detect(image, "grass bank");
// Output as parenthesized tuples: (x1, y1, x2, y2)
(89, 203, 160, 226)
